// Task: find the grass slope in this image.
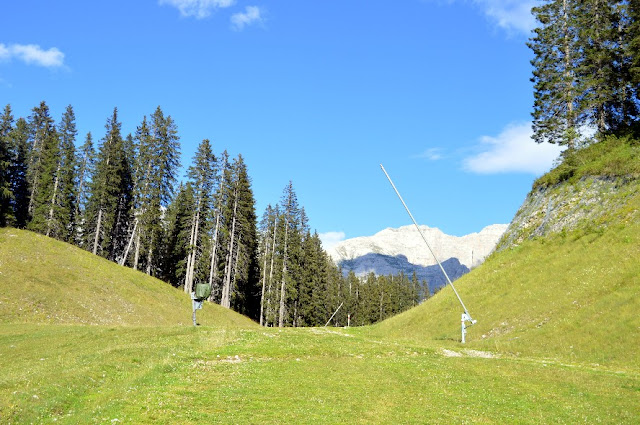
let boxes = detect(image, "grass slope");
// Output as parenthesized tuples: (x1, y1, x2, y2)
(0, 228, 256, 328)
(369, 180, 640, 370)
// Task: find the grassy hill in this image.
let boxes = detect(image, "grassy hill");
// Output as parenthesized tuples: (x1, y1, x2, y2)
(0, 228, 256, 328)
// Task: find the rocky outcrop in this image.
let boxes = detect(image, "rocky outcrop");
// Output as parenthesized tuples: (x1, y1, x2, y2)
(496, 176, 640, 250)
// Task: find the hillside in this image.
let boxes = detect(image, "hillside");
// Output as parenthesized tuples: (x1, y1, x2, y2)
(369, 138, 640, 369)
(0, 228, 256, 328)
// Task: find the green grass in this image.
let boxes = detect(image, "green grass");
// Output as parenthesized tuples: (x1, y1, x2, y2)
(1, 324, 638, 424)
(535, 135, 640, 188)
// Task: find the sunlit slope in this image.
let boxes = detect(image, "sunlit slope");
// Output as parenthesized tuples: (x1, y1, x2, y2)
(370, 180, 640, 369)
(0, 228, 256, 328)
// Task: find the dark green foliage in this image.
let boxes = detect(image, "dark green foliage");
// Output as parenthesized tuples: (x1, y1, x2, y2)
(84, 108, 134, 260)
(0, 105, 14, 226)
(49, 105, 78, 242)
(160, 183, 196, 287)
(74, 133, 95, 246)
(529, 0, 580, 147)
(9, 118, 29, 228)
(27, 103, 61, 235)
(530, 0, 640, 145)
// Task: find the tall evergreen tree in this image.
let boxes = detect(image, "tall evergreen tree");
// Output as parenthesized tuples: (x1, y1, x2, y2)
(44, 105, 77, 240)
(85, 108, 133, 260)
(26, 101, 57, 223)
(183, 139, 217, 293)
(9, 118, 30, 228)
(74, 133, 95, 246)
(0, 105, 14, 226)
(27, 105, 61, 235)
(529, 0, 581, 147)
(137, 107, 180, 275)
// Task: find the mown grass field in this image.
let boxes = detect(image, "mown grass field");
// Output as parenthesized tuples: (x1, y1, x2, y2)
(1, 324, 638, 424)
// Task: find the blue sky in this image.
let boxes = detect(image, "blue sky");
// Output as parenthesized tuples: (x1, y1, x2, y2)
(1, 0, 563, 248)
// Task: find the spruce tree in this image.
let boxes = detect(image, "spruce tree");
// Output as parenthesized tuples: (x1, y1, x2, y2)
(160, 183, 196, 287)
(28, 105, 61, 235)
(183, 139, 217, 293)
(629, 0, 640, 118)
(26, 101, 57, 224)
(138, 107, 180, 275)
(74, 133, 95, 246)
(85, 108, 132, 259)
(529, 0, 581, 147)
(44, 105, 77, 241)
(9, 118, 29, 228)
(0, 105, 14, 226)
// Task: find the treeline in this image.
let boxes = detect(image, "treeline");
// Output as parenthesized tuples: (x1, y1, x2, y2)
(0, 101, 428, 326)
(529, 0, 640, 147)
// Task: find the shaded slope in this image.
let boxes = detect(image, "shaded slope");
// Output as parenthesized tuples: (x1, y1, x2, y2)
(369, 176, 640, 369)
(0, 228, 256, 328)
(339, 253, 469, 293)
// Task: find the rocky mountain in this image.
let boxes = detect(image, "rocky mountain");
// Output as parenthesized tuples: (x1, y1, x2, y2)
(327, 224, 508, 293)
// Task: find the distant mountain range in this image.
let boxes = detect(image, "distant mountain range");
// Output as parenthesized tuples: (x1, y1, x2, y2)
(326, 224, 508, 294)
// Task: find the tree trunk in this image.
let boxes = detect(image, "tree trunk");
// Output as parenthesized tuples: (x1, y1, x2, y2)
(184, 201, 200, 294)
(221, 187, 239, 309)
(278, 219, 288, 328)
(208, 210, 221, 296)
(146, 234, 153, 276)
(120, 219, 138, 266)
(46, 162, 61, 237)
(133, 231, 141, 270)
(260, 216, 277, 326)
(92, 208, 103, 255)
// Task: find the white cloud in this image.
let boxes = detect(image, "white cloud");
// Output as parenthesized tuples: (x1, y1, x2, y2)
(463, 122, 564, 175)
(159, 0, 235, 19)
(319, 231, 346, 252)
(231, 6, 264, 31)
(415, 148, 444, 161)
(427, 0, 536, 35)
(0, 43, 65, 68)
(476, 0, 536, 35)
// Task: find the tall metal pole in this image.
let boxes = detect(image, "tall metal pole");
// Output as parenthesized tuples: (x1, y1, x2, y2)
(380, 164, 476, 323)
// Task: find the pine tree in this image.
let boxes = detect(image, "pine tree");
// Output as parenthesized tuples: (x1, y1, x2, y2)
(529, 0, 581, 147)
(44, 105, 77, 241)
(26, 101, 58, 227)
(9, 118, 29, 228)
(74, 133, 95, 246)
(0, 105, 14, 226)
(28, 104, 61, 235)
(276, 181, 303, 327)
(183, 139, 217, 293)
(228, 155, 259, 318)
(139, 107, 180, 275)
(160, 183, 196, 287)
(575, 0, 618, 133)
(85, 108, 133, 259)
(628, 0, 640, 121)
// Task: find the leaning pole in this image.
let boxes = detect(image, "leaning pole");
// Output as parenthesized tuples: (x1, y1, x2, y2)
(380, 164, 477, 342)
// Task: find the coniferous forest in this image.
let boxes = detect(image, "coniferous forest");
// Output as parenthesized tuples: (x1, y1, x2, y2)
(0, 102, 427, 326)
